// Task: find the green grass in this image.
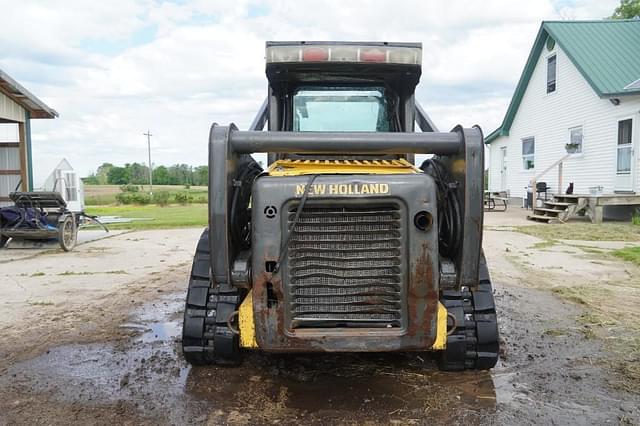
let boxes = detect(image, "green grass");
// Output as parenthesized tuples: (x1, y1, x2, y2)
(515, 223, 640, 242)
(612, 246, 640, 265)
(550, 284, 611, 307)
(531, 239, 558, 249)
(57, 270, 128, 276)
(85, 204, 207, 230)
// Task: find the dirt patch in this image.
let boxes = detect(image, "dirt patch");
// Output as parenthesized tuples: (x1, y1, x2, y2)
(0, 228, 202, 370)
(1, 228, 639, 424)
(2, 283, 638, 425)
(486, 228, 640, 395)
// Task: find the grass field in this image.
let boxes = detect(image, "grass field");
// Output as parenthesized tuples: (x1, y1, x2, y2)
(85, 204, 207, 230)
(84, 185, 207, 205)
(515, 223, 640, 242)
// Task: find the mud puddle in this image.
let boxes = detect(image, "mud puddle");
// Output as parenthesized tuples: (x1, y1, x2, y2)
(2, 284, 639, 425)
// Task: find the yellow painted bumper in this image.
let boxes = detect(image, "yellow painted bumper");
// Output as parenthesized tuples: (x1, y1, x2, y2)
(239, 291, 258, 349)
(238, 290, 448, 351)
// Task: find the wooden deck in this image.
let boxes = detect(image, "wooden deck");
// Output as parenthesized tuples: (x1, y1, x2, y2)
(528, 193, 640, 224)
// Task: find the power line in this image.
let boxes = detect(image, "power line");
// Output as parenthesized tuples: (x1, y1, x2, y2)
(143, 130, 153, 195)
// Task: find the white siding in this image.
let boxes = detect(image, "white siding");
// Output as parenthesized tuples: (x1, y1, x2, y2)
(0, 124, 21, 207)
(488, 136, 507, 193)
(489, 43, 640, 198)
(0, 175, 20, 207)
(0, 91, 25, 123)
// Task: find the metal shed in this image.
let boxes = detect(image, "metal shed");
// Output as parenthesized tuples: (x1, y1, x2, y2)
(0, 68, 58, 206)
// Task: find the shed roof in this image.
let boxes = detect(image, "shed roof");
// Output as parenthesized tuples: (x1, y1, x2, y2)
(486, 20, 640, 144)
(0, 68, 58, 119)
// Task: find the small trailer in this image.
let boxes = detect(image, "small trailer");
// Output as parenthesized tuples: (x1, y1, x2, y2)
(0, 191, 105, 251)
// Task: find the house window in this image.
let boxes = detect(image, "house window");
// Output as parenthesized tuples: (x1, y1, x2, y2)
(547, 54, 557, 93)
(617, 119, 633, 174)
(522, 137, 535, 170)
(567, 126, 583, 154)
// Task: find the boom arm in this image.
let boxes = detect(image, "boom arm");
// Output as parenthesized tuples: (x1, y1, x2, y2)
(208, 124, 484, 291)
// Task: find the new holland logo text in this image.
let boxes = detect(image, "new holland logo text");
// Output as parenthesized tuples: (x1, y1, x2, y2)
(295, 183, 390, 196)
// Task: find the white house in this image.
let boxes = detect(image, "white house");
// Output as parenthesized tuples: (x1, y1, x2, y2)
(486, 20, 640, 200)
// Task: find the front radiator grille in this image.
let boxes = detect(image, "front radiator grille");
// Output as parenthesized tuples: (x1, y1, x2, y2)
(287, 205, 403, 328)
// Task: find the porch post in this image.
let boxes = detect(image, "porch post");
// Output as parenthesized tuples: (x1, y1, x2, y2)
(558, 162, 563, 195)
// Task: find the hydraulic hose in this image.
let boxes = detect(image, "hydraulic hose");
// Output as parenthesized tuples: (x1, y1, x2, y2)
(420, 158, 462, 259)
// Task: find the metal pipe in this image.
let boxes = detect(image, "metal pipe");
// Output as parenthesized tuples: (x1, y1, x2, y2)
(249, 98, 268, 131)
(415, 101, 439, 132)
(230, 130, 461, 155)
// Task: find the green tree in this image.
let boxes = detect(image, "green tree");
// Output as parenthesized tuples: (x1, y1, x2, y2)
(82, 174, 100, 185)
(127, 162, 150, 185)
(194, 165, 208, 186)
(167, 164, 192, 185)
(611, 0, 640, 18)
(153, 165, 170, 185)
(95, 162, 113, 185)
(107, 166, 128, 184)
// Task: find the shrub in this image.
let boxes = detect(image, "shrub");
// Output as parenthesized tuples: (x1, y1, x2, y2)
(116, 192, 151, 205)
(184, 184, 191, 190)
(115, 192, 130, 204)
(119, 184, 140, 193)
(153, 191, 170, 207)
(133, 193, 151, 204)
(633, 212, 640, 226)
(174, 192, 193, 205)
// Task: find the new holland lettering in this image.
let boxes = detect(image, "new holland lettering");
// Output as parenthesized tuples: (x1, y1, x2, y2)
(295, 183, 390, 196)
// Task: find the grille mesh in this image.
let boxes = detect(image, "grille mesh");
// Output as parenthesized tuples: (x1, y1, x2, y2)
(287, 205, 403, 328)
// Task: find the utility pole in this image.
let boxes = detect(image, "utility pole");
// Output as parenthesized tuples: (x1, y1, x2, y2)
(143, 130, 153, 195)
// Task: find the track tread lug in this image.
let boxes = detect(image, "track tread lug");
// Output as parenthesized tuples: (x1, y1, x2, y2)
(182, 229, 242, 366)
(438, 253, 500, 371)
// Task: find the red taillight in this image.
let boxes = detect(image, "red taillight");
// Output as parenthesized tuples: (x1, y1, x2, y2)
(302, 47, 329, 61)
(360, 48, 386, 62)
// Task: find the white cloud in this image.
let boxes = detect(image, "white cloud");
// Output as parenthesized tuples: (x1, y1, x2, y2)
(0, 0, 620, 184)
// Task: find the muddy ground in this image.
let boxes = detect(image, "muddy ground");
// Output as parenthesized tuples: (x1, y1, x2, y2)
(0, 218, 639, 425)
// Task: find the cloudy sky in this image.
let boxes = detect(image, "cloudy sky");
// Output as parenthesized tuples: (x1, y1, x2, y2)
(0, 0, 619, 184)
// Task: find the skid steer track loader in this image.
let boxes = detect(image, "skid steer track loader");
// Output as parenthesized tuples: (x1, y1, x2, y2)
(182, 41, 499, 371)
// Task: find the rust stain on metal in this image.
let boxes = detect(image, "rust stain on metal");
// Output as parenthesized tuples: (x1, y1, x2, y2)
(406, 242, 438, 348)
(253, 242, 439, 352)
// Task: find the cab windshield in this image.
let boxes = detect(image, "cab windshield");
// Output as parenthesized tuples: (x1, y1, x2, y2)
(293, 86, 392, 132)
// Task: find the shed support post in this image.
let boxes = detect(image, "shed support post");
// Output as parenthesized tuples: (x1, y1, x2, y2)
(17, 121, 27, 191)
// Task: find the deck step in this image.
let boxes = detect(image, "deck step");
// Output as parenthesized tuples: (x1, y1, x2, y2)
(527, 214, 559, 223)
(544, 201, 574, 207)
(553, 194, 581, 199)
(533, 208, 563, 215)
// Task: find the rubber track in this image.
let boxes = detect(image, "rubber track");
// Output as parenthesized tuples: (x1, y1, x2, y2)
(182, 228, 241, 365)
(439, 254, 500, 370)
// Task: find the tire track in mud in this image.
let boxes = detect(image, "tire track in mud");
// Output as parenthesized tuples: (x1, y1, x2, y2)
(1, 279, 638, 425)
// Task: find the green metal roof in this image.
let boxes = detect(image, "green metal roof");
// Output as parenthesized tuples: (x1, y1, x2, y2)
(486, 20, 640, 144)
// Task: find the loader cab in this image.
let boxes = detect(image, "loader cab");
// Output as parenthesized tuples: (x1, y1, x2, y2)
(265, 42, 422, 133)
(264, 42, 423, 162)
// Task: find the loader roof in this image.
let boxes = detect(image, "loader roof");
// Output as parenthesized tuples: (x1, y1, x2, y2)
(265, 41, 423, 96)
